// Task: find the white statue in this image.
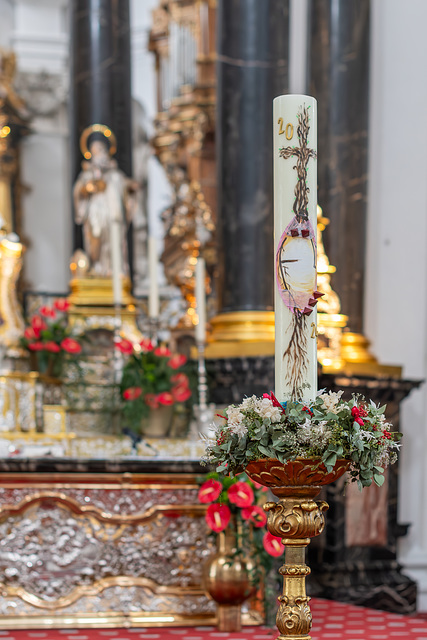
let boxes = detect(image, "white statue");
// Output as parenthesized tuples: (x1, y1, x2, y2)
(73, 128, 138, 277)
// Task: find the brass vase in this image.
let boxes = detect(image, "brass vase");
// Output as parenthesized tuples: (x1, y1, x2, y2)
(203, 527, 255, 632)
(245, 458, 350, 640)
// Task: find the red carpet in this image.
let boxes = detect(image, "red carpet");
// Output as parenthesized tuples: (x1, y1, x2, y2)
(1, 599, 427, 639)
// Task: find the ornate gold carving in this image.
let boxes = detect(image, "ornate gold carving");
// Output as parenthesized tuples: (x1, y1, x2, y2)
(245, 458, 349, 496)
(264, 499, 328, 540)
(245, 458, 351, 639)
(276, 595, 312, 638)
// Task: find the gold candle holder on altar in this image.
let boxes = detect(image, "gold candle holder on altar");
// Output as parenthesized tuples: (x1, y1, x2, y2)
(245, 458, 349, 639)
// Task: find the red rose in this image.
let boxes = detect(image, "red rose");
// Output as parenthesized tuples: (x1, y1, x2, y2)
(172, 384, 191, 403)
(167, 354, 187, 369)
(263, 531, 284, 557)
(39, 306, 56, 318)
(154, 346, 172, 357)
(24, 327, 37, 340)
(157, 391, 174, 406)
(43, 341, 60, 353)
(355, 417, 364, 426)
(123, 387, 143, 401)
(139, 338, 154, 352)
(31, 316, 47, 338)
(351, 406, 360, 418)
(60, 338, 82, 354)
(115, 339, 134, 355)
(171, 373, 189, 387)
(54, 299, 70, 312)
(241, 505, 267, 528)
(228, 481, 254, 508)
(198, 479, 223, 504)
(145, 393, 159, 409)
(205, 503, 231, 533)
(28, 341, 44, 351)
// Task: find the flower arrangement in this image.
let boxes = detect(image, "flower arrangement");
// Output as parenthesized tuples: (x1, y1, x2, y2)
(202, 390, 402, 490)
(117, 338, 192, 431)
(21, 299, 82, 377)
(199, 472, 283, 618)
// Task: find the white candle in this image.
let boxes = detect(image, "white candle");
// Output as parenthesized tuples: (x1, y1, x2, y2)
(148, 236, 159, 318)
(195, 256, 206, 343)
(110, 219, 122, 307)
(273, 94, 318, 403)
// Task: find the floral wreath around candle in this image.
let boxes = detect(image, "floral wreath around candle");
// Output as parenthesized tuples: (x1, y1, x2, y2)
(202, 390, 402, 490)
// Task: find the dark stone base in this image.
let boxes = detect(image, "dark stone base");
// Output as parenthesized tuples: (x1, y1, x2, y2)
(307, 561, 417, 615)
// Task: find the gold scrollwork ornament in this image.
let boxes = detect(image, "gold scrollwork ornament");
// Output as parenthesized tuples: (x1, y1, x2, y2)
(264, 499, 329, 540)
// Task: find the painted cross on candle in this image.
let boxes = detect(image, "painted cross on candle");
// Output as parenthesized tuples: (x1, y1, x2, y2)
(274, 95, 319, 403)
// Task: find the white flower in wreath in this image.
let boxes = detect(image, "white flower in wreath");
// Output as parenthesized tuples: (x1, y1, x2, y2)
(227, 406, 245, 430)
(319, 390, 344, 414)
(254, 397, 282, 423)
(240, 395, 257, 410)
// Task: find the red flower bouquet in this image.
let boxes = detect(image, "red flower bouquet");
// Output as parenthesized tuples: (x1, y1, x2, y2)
(118, 338, 192, 432)
(198, 472, 283, 620)
(21, 299, 82, 377)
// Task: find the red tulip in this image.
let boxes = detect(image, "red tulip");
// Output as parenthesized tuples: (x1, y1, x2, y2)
(140, 338, 154, 352)
(154, 346, 172, 357)
(60, 338, 82, 354)
(205, 503, 231, 532)
(241, 505, 267, 528)
(228, 481, 254, 508)
(31, 316, 47, 338)
(263, 531, 284, 557)
(123, 387, 143, 401)
(39, 306, 56, 318)
(198, 479, 223, 504)
(54, 298, 70, 312)
(43, 341, 60, 353)
(157, 391, 174, 406)
(115, 339, 134, 355)
(145, 393, 159, 409)
(167, 354, 187, 369)
(28, 341, 44, 351)
(171, 373, 189, 387)
(172, 384, 191, 403)
(24, 327, 37, 341)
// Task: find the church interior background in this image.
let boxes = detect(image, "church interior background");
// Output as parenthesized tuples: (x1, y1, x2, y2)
(0, 0, 427, 636)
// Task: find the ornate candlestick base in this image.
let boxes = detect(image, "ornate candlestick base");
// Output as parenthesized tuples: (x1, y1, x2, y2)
(245, 458, 349, 639)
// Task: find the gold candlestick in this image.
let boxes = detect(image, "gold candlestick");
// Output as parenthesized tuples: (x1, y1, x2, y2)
(246, 458, 349, 639)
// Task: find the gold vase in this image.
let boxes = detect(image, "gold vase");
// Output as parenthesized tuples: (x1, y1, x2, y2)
(245, 458, 350, 640)
(203, 527, 255, 632)
(140, 405, 173, 437)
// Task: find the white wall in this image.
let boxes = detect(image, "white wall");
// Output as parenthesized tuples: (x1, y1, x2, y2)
(12, 0, 70, 292)
(365, 0, 427, 611)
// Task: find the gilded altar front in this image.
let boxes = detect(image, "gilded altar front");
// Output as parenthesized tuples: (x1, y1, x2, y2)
(0, 466, 220, 629)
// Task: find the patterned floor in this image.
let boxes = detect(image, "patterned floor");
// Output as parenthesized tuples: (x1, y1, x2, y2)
(1, 599, 427, 639)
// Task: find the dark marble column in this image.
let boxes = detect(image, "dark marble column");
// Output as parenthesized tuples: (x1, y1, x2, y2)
(308, 0, 370, 334)
(216, 0, 289, 313)
(70, 0, 133, 253)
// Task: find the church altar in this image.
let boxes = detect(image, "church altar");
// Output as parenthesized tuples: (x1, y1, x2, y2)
(0, 456, 261, 629)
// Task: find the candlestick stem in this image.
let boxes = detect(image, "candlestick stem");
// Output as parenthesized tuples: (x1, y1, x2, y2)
(148, 316, 159, 346)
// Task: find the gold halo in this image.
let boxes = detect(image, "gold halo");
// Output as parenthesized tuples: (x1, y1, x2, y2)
(79, 124, 117, 160)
